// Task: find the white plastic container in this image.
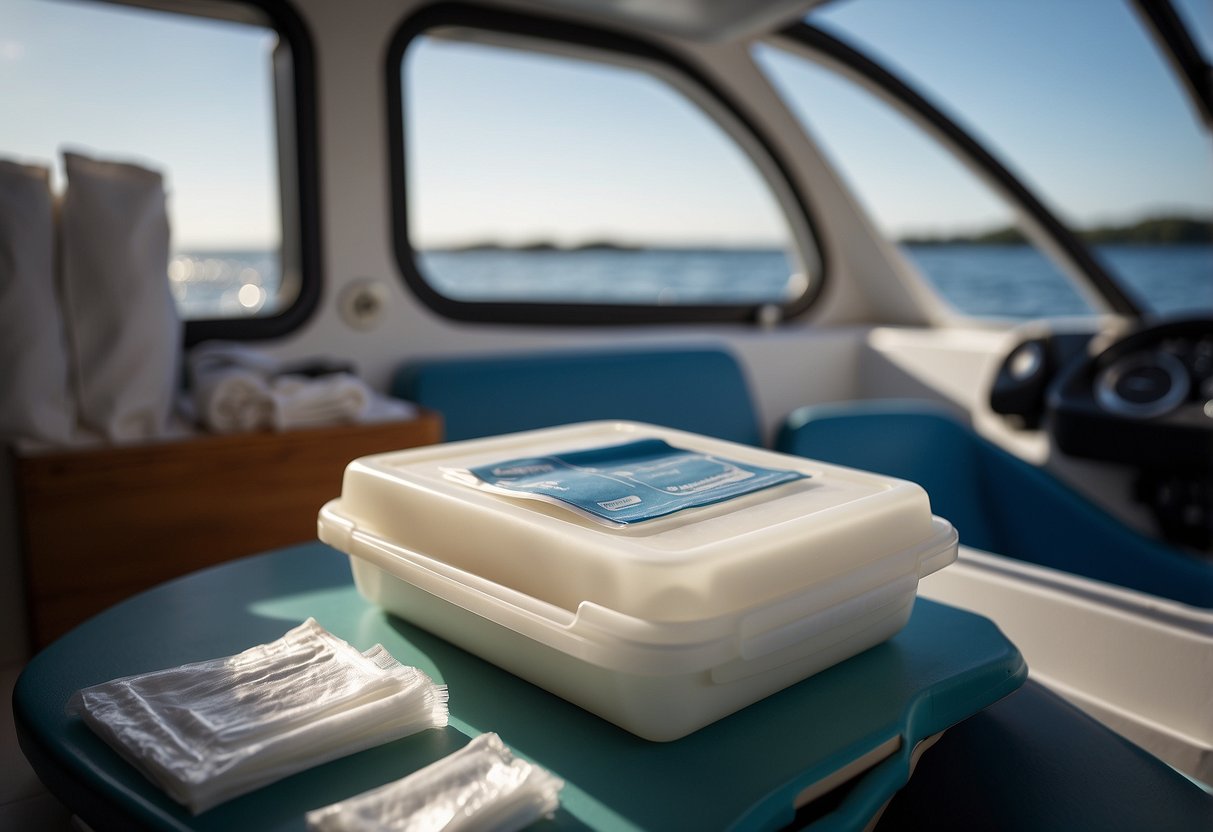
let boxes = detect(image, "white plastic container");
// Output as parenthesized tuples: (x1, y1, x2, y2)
(319, 421, 957, 741)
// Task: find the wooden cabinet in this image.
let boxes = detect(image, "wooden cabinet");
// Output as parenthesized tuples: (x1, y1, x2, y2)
(12, 413, 442, 647)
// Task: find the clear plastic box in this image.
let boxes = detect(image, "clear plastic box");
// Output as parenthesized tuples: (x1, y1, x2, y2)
(319, 421, 957, 740)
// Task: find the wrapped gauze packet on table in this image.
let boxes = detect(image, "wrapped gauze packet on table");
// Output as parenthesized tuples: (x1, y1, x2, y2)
(307, 732, 564, 832)
(67, 618, 448, 814)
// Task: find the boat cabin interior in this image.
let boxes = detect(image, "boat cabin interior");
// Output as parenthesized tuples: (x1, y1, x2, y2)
(2, 0, 1212, 828)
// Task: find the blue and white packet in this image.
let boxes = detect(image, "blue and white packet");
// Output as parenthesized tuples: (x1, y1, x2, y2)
(448, 438, 807, 527)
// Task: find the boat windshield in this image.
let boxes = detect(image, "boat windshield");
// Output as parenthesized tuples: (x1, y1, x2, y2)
(781, 0, 1213, 318)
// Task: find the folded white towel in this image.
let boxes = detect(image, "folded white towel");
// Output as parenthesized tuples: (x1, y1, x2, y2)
(195, 367, 273, 434)
(189, 340, 281, 378)
(362, 393, 420, 424)
(188, 342, 414, 433)
(269, 372, 371, 430)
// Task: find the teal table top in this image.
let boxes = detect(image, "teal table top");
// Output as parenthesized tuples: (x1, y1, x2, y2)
(15, 543, 1027, 831)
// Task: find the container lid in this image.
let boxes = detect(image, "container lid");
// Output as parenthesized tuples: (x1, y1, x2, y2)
(324, 421, 939, 621)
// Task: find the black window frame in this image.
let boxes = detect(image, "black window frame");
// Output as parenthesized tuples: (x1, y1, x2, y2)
(160, 0, 323, 346)
(386, 2, 827, 326)
(1131, 0, 1213, 129)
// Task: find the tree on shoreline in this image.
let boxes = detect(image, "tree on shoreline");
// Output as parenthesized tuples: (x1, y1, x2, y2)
(899, 215, 1213, 247)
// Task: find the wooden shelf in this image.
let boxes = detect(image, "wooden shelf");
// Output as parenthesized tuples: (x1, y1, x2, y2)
(12, 413, 442, 647)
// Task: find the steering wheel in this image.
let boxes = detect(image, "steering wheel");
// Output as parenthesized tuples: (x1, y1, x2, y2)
(1047, 316, 1213, 471)
(990, 316, 1213, 549)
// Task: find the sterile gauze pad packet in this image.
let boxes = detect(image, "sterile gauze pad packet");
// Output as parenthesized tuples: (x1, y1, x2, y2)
(67, 618, 448, 813)
(306, 732, 564, 832)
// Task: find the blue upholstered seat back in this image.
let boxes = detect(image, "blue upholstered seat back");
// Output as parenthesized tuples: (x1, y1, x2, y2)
(392, 347, 762, 446)
(776, 400, 1213, 608)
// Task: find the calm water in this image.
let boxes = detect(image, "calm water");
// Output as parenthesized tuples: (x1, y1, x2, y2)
(169, 249, 283, 319)
(906, 244, 1213, 318)
(419, 248, 804, 306)
(174, 244, 1212, 321)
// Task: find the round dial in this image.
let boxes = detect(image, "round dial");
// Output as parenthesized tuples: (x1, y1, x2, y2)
(1095, 351, 1190, 419)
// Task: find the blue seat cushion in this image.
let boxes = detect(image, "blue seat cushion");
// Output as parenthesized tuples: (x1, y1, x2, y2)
(776, 400, 1213, 608)
(393, 347, 762, 445)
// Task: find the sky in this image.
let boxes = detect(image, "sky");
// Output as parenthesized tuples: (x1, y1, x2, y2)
(1, 0, 1211, 250)
(404, 37, 794, 248)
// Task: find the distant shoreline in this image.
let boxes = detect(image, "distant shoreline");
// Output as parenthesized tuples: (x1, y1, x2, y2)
(423, 215, 1212, 252)
(899, 216, 1212, 247)
(175, 238, 1213, 258)
(417, 239, 1213, 254)
(175, 216, 1213, 257)
(432, 241, 643, 254)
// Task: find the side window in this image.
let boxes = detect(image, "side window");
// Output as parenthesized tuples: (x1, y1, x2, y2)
(1, 0, 311, 327)
(395, 25, 821, 322)
(755, 44, 1095, 319)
